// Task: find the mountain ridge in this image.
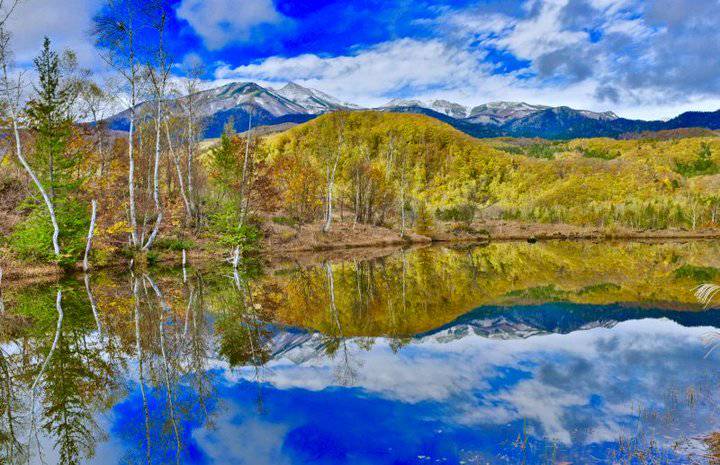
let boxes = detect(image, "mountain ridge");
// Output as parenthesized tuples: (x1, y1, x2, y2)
(106, 81, 720, 140)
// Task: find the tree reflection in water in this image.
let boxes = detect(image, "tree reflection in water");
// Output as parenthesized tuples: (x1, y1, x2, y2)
(3, 242, 720, 463)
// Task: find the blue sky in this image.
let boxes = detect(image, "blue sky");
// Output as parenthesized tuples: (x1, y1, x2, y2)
(6, 0, 720, 118)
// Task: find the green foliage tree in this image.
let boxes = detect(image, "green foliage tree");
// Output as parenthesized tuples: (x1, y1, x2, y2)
(10, 38, 88, 266)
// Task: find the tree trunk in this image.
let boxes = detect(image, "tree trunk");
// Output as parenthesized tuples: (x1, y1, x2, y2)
(165, 119, 192, 219)
(128, 111, 138, 247)
(83, 199, 97, 271)
(147, 275, 182, 465)
(0, 267, 4, 315)
(186, 105, 196, 218)
(323, 153, 341, 232)
(132, 278, 152, 464)
(143, 106, 164, 251)
(28, 289, 63, 451)
(84, 273, 102, 337)
(12, 117, 61, 257)
(239, 115, 252, 224)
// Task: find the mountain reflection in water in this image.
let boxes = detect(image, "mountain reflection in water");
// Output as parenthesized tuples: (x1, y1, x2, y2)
(3, 241, 720, 464)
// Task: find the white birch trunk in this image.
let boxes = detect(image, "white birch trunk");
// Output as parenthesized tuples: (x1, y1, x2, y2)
(165, 119, 192, 219)
(132, 278, 152, 463)
(83, 199, 97, 271)
(145, 275, 182, 465)
(239, 115, 252, 223)
(186, 107, 196, 216)
(11, 113, 61, 257)
(143, 105, 164, 251)
(323, 125, 344, 233)
(0, 46, 60, 256)
(182, 249, 187, 283)
(128, 110, 138, 247)
(84, 273, 102, 337)
(28, 290, 63, 457)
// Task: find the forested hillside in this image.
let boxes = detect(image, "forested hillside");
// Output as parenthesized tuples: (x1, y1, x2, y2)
(266, 111, 720, 231)
(4, 103, 720, 272)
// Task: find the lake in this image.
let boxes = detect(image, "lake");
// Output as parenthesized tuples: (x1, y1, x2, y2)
(3, 240, 720, 464)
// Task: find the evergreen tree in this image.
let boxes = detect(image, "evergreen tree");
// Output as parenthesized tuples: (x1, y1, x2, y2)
(25, 37, 77, 200)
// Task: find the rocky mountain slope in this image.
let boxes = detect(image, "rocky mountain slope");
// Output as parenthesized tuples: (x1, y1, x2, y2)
(106, 81, 720, 139)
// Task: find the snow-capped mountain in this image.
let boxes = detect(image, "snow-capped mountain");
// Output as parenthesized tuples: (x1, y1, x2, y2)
(259, 303, 720, 367)
(429, 100, 469, 119)
(201, 81, 308, 117)
(105, 81, 720, 140)
(467, 101, 551, 124)
(275, 82, 359, 114)
(380, 98, 468, 119)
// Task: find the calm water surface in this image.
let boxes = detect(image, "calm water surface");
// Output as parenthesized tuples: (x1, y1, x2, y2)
(4, 241, 720, 464)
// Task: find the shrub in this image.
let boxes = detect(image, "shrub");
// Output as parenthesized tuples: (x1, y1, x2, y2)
(415, 202, 434, 235)
(577, 283, 621, 295)
(9, 199, 89, 266)
(674, 142, 718, 177)
(505, 285, 569, 301)
(208, 202, 262, 252)
(580, 146, 620, 160)
(154, 236, 196, 251)
(272, 215, 299, 227)
(674, 264, 720, 281)
(436, 204, 476, 222)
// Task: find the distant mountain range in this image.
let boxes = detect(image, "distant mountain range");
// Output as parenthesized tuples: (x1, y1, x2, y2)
(262, 303, 720, 365)
(106, 81, 720, 140)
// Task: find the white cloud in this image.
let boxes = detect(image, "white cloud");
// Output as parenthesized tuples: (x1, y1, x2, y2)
(225, 319, 720, 449)
(215, 38, 503, 108)
(494, 0, 587, 60)
(177, 0, 284, 50)
(5, 0, 103, 69)
(211, 36, 634, 116)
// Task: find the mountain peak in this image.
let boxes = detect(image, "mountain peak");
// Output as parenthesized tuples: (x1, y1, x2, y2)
(280, 81, 305, 91)
(382, 98, 424, 108)
(380, 98, 468, 119)
(275, 82, 352, 114)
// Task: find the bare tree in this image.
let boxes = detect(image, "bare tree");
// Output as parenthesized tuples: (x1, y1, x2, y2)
(93, 0, 144, 248)
(142, 0, 172, 251)
(164, 116, 192, 218)
(28, 290, 63, 460)
(78, 78, 113, 176)
(179, 63, 205, 220)
(145, 275, 182, 465)
(239, 114, 253, 223)
(0, 28, 61, 257)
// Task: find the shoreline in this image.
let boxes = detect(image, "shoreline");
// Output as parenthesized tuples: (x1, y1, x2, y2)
(4, 221, 720, 282)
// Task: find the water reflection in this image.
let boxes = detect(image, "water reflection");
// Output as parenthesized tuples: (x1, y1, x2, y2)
(3, 241, 720, 463)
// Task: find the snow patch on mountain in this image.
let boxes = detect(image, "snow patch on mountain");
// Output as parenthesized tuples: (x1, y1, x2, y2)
(274, 82, 360, 114)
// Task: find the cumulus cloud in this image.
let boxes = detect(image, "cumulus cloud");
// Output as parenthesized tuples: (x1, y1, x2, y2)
(5, 0, 104, 68)
(226, 319, 720, 449)
(177, 0, 285, 50)
(215, 38, 499, 107)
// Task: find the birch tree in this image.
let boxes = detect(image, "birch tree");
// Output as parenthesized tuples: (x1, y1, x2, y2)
(78, 78, 112, 177)
(93, 0, 144, 248)
(142, 0, 172, 251)
(0, 29, 61, 257)
(322, 114, 346, 233)
(83, 199, 97, 271)
(179, 62, 205, 221)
